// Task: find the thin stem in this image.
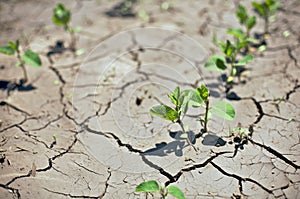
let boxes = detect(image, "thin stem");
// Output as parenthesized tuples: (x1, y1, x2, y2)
(65, 24, 76, 52)
(177, 119, 197, 152)
(16, 48, 28, 83)
(203, 100, 209, 133)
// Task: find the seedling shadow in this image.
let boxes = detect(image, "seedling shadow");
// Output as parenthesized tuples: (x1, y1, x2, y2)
(105, 0, 137, 18)
(202, 134, 226, 147)
(143, 131, 197, 157)
(0, 80, 36, 96)
(47, 40, 74, 64)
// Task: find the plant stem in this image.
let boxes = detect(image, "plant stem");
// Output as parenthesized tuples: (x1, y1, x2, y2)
(16, 48, 28, 83)
(177, 119, 197, 152)
(203, 100, 209, 133)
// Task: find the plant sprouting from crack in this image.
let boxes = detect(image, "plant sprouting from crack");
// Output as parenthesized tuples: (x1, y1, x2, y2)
(252, 0, 279, 35)
(228, 123, 251, 150)
(0, 40, 42, 84)
(150, 86, 200, 151)
(135, 180, 185, 199)
(194, 85, 236, 133)
(53, 3, 81, 53)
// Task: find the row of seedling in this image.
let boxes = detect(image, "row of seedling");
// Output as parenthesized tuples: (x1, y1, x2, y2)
(136, 1, 280, 197)
(205, 0, 279, 88)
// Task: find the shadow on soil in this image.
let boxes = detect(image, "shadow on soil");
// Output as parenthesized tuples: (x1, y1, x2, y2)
(105, 0, 137, 18)
(0, 80, 36, 95)
(143, 131, 226, 157)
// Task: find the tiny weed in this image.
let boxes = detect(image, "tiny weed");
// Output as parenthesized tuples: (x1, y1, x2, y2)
(135, 180, 185, 199)
(252, 0, 279, 35)
(53, 3, 80, 52)
(228, 123, 251, 149)
(0, 40, 42, 83)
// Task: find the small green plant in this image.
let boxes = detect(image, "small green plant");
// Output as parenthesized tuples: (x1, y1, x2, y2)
(228, 123, 251, 149)
(150, 87, 200, 150)
(0, 40, 42, 83)
(150, 85, 235, 136)
(205, 38, 254, 82)
(53, 3, 80, 52)
(194, 85, 235, 132)
(135, 180, 185, 199)
(252, 0, 279, 35)
(236, 5, 257, 38)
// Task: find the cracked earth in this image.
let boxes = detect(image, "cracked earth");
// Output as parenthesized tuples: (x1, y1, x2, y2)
(0, 0, 300, 198)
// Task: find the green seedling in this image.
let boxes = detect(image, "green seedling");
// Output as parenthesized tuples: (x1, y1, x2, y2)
(236, 5, 257, 38)
(194, 85, 235, 133)
(252, 0, 279, 35)
(53, 3, 80, 52)
(150, 87, 200, 150)
(135, 180, 185, 199)
(205, 39, 254, 83)
(0, 40, 42, 83)
(229, 123, 251, 149)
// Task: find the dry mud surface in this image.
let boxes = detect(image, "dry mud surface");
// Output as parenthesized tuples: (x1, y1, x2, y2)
(0, 0, 300, 198)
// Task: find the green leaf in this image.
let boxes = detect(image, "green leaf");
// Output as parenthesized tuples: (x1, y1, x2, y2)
(135, 180, 160, 192)
(168, 87, 180, 107)
(234, 54, 254, 66)
(168, 186, 185, 199)
(211, 101, 235, 121)
(252, 2, 266, 16)
(246, 16, 256, 31)
(197, 85, 209, 102)
(224, 40, 235, 57)
(180, 89, 203, 107)
(8, 41, 18, 51)
(0, 46, 15, 55)
(21, 50, 42, 67)
(227, 28, 245, 39)
(204, 55, 227, 71)
(53, 3, 71, 26)
(236, 5, 248, 24)
(150, 105, 179, 121)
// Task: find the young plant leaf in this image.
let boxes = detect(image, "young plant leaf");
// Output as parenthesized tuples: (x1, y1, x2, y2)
(211, 101, 235, 121)
(197, 85, 209, 102)
(135, 180, 160, 192)
(168, 185, 185, 199)
(180, 89, 203, 107)
(0, 46, 15, 55)
(227, 29, 245, 39)
(236, 5, 248, 24)
(204, 55, 227, 71)
(53, 3, 71, 26)
(21, 50, 42, 67)
(246, 16, 256, 30)
(168, 86, 180, 107)
(150, 105, 179, 121)
(234, 54, 253, 66)
(252, 2, 266, 17)
(8, 40, 19, 51)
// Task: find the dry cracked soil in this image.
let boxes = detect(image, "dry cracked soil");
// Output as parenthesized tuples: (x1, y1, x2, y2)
(0, 0, 300, 198)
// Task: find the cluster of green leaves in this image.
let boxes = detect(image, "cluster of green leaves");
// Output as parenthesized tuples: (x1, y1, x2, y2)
(252, 0, 279, 34)
(135, 180, 185, 199)
(236, 5, 257, 38)
(150, 85, 235, 135)
(0, 40, 41, 83)
(205, 40, 254, 82)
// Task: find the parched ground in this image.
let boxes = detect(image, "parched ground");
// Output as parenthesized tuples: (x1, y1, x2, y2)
(0, 0, 300, 198)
